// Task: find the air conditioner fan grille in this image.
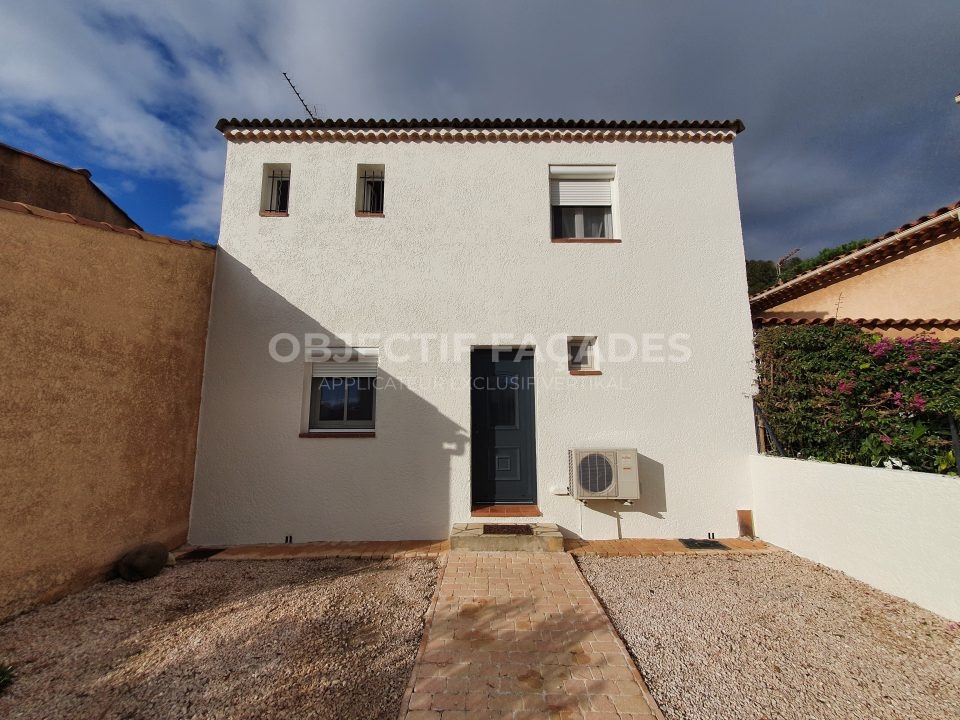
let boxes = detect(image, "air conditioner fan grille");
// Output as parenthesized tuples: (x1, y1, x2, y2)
(578, 452, 614, 493)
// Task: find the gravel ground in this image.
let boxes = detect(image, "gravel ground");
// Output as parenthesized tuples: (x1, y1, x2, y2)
(578, 552, 960, 720)
(0, 558, 437, 720)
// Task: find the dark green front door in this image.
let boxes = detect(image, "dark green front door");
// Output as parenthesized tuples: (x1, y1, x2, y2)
(470, 350, 537, 505)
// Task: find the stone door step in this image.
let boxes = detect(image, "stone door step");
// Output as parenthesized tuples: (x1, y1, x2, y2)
(449, 522, 564, 552)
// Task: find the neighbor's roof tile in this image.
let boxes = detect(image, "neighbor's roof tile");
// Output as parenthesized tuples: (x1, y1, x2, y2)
(0, 200, 213, 251)
(754, 317, 960, 329)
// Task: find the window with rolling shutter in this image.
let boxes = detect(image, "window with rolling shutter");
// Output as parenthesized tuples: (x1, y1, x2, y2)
(549, 166, 616, 240)
(307, 348, 378, 430)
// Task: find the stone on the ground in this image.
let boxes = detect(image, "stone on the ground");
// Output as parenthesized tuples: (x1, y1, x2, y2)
(116, 542, 169, 581)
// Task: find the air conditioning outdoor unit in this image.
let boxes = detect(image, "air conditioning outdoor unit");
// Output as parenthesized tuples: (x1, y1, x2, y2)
(568, 449, 641, 501)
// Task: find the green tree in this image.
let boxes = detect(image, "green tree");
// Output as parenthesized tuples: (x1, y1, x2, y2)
(746, 259, 778, 294)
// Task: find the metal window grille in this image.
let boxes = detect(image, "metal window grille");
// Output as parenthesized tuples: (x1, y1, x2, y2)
(268, 169, 290, 213)
(360, 168, 384, 213)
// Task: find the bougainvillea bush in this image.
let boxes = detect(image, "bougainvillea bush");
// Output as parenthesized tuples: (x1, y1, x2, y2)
(754, 324, 960, 474)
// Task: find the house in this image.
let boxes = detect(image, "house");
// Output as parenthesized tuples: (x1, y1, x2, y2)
(751, 201, 960, 339)
(0, 141, 140, 229)
(189, 117, 758, 543)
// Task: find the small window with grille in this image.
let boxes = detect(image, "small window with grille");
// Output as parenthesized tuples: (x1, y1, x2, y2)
(568, 336, 599, 374)
(355, 164, 385, 215)
(260, 163, 291, 215)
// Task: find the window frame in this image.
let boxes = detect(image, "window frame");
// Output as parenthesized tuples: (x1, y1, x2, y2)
(302, 347, 380, 437)
(260, 163, 291, 216)
(567, 336, 601, 375)
(548, 165, 619, 243)
(355, 163, 386, 216)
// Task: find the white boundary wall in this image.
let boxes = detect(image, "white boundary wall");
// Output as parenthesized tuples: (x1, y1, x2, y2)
(751, 455, 960, 620)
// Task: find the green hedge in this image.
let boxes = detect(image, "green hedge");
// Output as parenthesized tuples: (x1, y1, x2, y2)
(754, 324, 960, 474)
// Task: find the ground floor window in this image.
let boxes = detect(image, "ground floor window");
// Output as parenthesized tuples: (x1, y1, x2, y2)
(307, 347, 379, 431)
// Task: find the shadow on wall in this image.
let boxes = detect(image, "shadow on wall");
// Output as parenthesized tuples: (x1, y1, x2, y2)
(571, 454, 667, 536)
(190, 251, 467, 543)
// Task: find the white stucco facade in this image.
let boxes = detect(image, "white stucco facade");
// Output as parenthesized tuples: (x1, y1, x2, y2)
(190, 122, 757, 543)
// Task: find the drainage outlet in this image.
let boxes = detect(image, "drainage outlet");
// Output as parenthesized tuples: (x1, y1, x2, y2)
(178, 547, 226, 561)
(679, 538, 729, 550)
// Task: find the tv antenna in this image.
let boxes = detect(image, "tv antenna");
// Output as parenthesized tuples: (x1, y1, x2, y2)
(776, 248, 800, 283)
(282, 72, 318, 120)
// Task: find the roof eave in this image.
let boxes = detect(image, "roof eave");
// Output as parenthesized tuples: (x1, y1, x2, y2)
(215, 117, 745, 134)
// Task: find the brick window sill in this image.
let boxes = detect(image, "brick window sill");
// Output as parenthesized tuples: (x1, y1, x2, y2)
(260, 211, 289, 217)
(355, 211, 385, 218)
(299, 431, 376, 438)
(569, 369, 602, 376)
(552, 238, 622, 244)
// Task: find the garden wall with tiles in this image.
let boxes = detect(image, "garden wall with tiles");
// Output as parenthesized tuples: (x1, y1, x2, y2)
(0, 204, 214, 620)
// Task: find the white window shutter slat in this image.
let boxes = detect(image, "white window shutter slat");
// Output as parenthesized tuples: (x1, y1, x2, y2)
(308, 347, 379, 377)
(550, 179, 612, 206)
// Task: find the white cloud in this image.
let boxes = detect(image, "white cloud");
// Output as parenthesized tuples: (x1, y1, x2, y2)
(0, 0, 957, 252)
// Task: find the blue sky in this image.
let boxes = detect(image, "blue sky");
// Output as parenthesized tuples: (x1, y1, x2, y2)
(1, 1, 958, 257)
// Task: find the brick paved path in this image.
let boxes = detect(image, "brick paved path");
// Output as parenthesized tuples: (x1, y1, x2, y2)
(398, 551, 662, 719)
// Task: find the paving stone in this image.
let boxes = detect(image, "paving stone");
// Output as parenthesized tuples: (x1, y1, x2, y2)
(397, 551, 661, 718)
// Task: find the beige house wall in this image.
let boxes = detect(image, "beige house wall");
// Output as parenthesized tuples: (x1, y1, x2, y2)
(759, 233, 960, 338)
(0, 143, 139, 228)
(0, 209, 214, 620)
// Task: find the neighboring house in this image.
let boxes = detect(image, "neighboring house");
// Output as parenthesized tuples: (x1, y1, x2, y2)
(751, 201, 960, 339)
(0, 141, 140, 229)
(190, 117, 757, 543)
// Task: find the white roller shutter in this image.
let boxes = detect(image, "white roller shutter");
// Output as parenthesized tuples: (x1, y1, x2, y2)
(550, 179, 612, 206)
(308, 347, 379, 377)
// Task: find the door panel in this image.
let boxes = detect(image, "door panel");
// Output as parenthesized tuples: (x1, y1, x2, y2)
(471, 350, 537, 504)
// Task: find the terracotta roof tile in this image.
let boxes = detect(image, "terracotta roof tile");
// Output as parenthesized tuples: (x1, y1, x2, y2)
(216, 117, 745, 133)
(0, 200, 213, 251)
(754, 317, 960, 329)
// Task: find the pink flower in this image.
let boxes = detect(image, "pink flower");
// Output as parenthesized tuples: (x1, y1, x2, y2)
(836, 380, 855, 395)
(893, 391, 903, 407)
(880, 434, 892, 445)
(909, 394, 926, 411)
(868, 338, 894, 358)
